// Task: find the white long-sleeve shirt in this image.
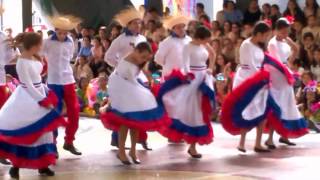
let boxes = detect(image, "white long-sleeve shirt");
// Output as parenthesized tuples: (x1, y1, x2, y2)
(268, 36, 291, 64)
(42, 34, 75, 85)
(104, 33, 146, 67)
(0, 32, 14, 85)
(16, 58, 46, 101)
(154, 35, 191, 77)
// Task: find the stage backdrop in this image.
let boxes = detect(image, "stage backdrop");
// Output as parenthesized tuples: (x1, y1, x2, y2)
(34, 0, 133, 29)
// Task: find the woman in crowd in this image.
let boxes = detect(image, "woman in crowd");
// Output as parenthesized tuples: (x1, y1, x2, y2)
(304, 0, 320, 19)
(283, 0, 306, 24)
(101, 42, 170, 165)
(213, 53, 228, 75)
(90, 36, 108, 77)
(73, 55, 93, 81)
(299, 32, 317, 69)
(311, 47, 320, 81)
(0, 32, 66, 178)
(158, 26, 215, 158)
(261, 3, 271, 20)
(78, 35, 92, 58)
(243, 0, 261, 25)
(222, 21, 232, 37)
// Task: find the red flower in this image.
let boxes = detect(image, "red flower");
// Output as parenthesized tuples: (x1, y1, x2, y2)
(285, 15, 295, 24)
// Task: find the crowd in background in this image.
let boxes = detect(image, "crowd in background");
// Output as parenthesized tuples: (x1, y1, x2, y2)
(2, 0, 320, 131)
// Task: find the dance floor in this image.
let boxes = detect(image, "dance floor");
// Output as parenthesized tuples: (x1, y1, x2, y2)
(0, 118, 319, 180)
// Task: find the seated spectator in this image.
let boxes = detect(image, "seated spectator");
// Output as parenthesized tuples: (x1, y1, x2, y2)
(283, 0, 306, 24)
(144, 20, 157, 40)
(297, 79, 320, 132)
(73, 55, 93, 82)
(290, 19, 304, 42)
(196, 2, 206, 20)
(222, 21, 232, 37)
(109, 24, 122, 41)
(303, 0, 320, 21)
(311, 47, 320, 81)
(211, 21, 222, 39)
(228, 23, 241, 43)
(213, 54, 228, 75)
(70, 30, 81, 62)
(101, 38, 111, 51)
(187, 20, 199, 38)
(243, 0, 261, 25)
(94, 76, 109, 114)
(270, 4, 282, 28)
(213, 73, 228, 121)
(149, 23, 166, 53)
(241, 23, 253, 38)
(216, 2, 226, 25)
(302, 15, 320, 43)
(91, 36, 104, 61)
(210, 39, 221, 55)
(199, 14, 212, 29)
(98, 26, 107, 40)
(299, 32, 318, 69)
(77, 77, 96, 116)
(78, 36, 92, 58)
(221, 37, 235, 61)
(261, 3, 271, 20)
(223, 1, 243, 23)
(77, 77, 90, 111)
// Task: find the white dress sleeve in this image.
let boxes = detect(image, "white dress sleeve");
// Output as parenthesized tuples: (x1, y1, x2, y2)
(182, 45, 191, 73)
(154, 40, 168, 66)
(116, 60, 139, 82)
(17, 61, 45, 101)
(105, 37, 121, 67)
(267, 42, 281, 61)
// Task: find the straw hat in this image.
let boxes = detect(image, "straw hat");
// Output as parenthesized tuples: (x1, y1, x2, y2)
(163, 14, 191, 30)
(47, 15, 82, 30)
(114, 7, 143, 27)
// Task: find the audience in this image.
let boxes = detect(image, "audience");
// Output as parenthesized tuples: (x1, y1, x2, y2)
(3, 1, 320, 127)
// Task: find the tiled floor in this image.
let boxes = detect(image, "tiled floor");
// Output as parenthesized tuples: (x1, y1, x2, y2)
(0, 118, 319, 180)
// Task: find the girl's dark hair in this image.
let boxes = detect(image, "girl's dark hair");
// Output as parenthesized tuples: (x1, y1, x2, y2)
(275, 19, 290, 30)
(194, 26, 211, 40)
(135, 42, 152, 53)
(14, 32, 42, 50)
(252, 21, 271, 36)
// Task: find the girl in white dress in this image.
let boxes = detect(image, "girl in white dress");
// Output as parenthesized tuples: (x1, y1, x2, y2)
(265, 18, 305, 149)
(158, 26, 215, 158)
(101, 42, 170, 165)
(221, 22, 272, 153)
(221, 21, 308, 153)
(0, 32, 66, 178)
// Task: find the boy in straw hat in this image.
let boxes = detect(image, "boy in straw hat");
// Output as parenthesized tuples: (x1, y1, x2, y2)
(104, 7, 152, 150)
(42, 15, 82, 156)
(0, 5, 15, 165)
(155, 14, 192, 78)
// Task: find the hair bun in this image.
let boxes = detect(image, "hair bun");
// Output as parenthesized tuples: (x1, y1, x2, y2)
(14, 32, 26, 47)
